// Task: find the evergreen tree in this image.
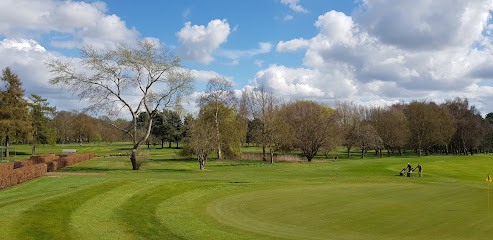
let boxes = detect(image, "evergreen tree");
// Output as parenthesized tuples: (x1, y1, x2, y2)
(29, 94, 57, 155)
(0, 67, 32, 158)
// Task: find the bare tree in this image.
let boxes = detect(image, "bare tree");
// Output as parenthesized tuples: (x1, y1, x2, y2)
(369, 106, 410, 156)
(198, 76, 236, 159)
(442, 98, 482, 155)
(280, 101, 338, 162)
(404, 101, 453, 156)
(335, 101, 366, 158)
(242, 85, 281, 162)
(47, 40, 194, 170)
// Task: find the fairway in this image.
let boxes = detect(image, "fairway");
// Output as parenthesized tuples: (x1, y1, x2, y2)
(1, 150, 493, 239)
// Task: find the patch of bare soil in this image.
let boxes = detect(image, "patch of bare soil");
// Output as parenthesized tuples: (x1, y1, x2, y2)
(46, 172, 107, 176)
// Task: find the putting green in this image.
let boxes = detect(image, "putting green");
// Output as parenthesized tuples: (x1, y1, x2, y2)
(209, 183, 493, 240)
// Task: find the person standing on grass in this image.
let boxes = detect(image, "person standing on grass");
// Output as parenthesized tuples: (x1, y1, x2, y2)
(406, 163, 413, 177)
(414, 163, 423, 177)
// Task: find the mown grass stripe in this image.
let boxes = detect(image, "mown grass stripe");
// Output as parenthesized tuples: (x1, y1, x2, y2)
(15, 180, 131, 240)
(117, 182, 203, 240)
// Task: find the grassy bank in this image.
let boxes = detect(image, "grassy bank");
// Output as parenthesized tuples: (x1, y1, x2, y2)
(0, 144, 492, 239)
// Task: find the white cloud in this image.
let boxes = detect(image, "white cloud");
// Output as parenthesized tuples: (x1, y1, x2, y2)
(189, 69, 234, 83)
(276, 38, 310, 52)
(0, 0, 138, 49)
(176, 19, 231, 64)
(257, 1, 493, 113)
(280, 0, 308, 13)
(218, 42, 272, 60)
(284, 15, 294, 21)
(355, 0, 493, 50)
(0, 38, 80, 110)
(0, 38, 46, 52)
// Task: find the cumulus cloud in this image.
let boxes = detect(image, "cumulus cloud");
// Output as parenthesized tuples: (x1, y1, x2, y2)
(176, 19, 231, 64)
(280, 0, 308, 13)
(355, 0, 493, 50)
(0, 0, 138, 49)
(276, 38, 310, 52)
(257, 0, 493, 113)
(0, 38, 84, 110)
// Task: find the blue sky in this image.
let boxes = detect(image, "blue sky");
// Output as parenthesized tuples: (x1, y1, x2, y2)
(1, 0, 493, 115)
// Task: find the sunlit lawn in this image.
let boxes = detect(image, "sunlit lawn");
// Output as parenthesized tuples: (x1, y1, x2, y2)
(1, 143, 493, 239)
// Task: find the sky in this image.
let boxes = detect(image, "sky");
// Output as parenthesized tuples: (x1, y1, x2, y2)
(1, 0, 493, 116)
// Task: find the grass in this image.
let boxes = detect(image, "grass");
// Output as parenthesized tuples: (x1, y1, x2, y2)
(1, 143, 493, 239)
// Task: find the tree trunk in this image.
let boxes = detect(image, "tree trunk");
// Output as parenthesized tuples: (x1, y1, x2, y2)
(161, 139, 164, 149)
(32, 145, 36, 156)
(262, 145, 267, 161)
(5, 134, 9, 158)
(169, 142, 172, 148)
(130, 148, 139, 170)
(214, 109, 222, 160)
(199, 156, 205, 170)
(347, 147, 351, 158)
(270, 147, 274, 164)
(361, 148, 364, 158)
(176, 142, 179, 148)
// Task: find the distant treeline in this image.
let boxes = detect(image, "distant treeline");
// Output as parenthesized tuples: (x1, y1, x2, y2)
(2, 67, 493, 162)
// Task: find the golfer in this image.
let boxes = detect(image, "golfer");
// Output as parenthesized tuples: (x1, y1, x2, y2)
(414, 163, 423, 177)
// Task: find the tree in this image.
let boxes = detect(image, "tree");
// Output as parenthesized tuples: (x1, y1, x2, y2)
(404, 101, 454, 156)
(335, 101, 366, 158)
(0, 67, 32, 158)
(184, 117, 217, 170)
(280, 101, 338, 162)
(242, 86, 281, 162)
(54, 111, 74, 145)
(442, 98, 483, 155)
(29, 94, 57, 155)
(47, 40, 194, 170)
(353, 123, 382, 158)
(72, 112, 98, 146)
(199, 102, 244, 158)
(151, 110, 183, 148)
(198, 76, 236, 159)
(369, 106, 410, 156)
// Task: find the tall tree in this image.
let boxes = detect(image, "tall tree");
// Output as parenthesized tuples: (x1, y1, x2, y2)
(242, 86, 281, 161)
(198, 76, 236, 159)
(200, 102, 244, 158)
(47, 40, 194, 170)
(183, 115, 217, 170)
(404, 101, 454, 156)
(152, 110, 183, 148)
(369, 106, 410, 156)
(0, 67, 32, 157)
(335, 101, 366, 158)
(54, 111, 75, 145)
(29, 94, 57, 155)
(280, 101, 338, 162)
(442, 98, 483, 155)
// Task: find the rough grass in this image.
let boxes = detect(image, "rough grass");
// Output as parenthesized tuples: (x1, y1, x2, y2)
(0, 144, 493, 239)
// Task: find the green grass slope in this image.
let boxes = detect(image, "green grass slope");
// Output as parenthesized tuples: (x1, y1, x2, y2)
(1, 148, 493, 239)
